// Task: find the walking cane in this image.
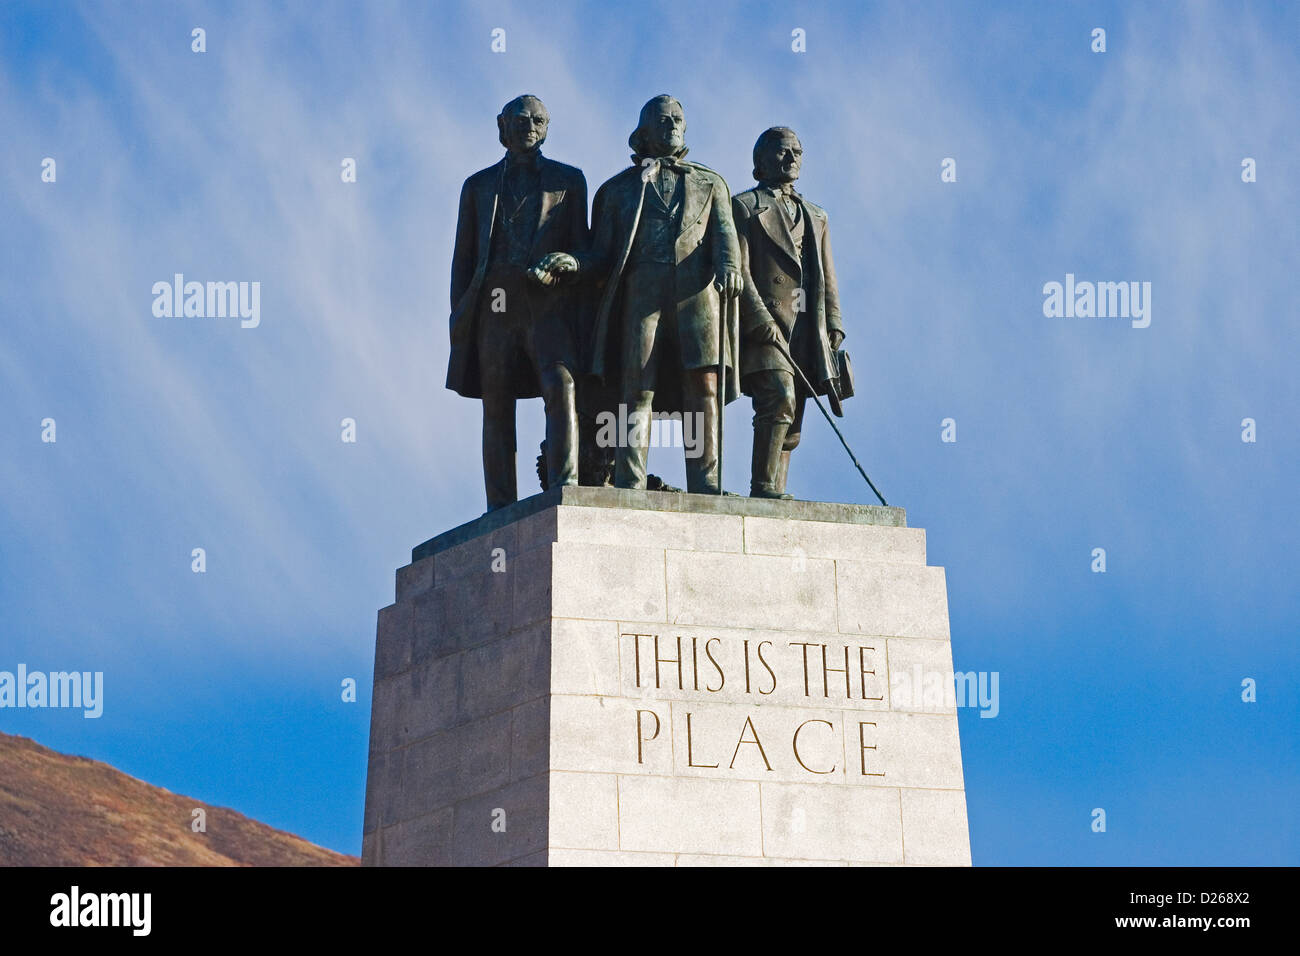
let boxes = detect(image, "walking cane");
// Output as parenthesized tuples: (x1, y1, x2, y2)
(770, 334, 889, 507)
(717, 289, 730, 494)
(715, 284, 742, 495)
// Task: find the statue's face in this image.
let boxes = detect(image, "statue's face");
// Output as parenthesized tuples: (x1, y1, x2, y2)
(642, 100, 685, 156)
(502, 98, 548, 153)
(759, 131, 803, 183)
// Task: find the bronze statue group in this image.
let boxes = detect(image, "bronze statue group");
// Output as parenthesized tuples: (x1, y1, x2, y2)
(448, 94, 854, 511)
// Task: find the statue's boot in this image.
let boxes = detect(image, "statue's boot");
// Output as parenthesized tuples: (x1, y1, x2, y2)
(751, 422, 793, 499)
(578, 409, 614, 486)
(684, 370, 720, 494)
(543, 366, 578, 490)
(614, 393, 654, 490)
(482, 391, 518, 511)
(777, 449, 793, 497)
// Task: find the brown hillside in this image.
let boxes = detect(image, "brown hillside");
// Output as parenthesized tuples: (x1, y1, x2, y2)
(0, 732, 357, 866)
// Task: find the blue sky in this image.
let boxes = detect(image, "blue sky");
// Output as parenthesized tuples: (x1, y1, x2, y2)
(1, 0, 1296, 863)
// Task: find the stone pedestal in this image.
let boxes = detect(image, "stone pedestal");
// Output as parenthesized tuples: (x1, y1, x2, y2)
(362, 486, 971, 866)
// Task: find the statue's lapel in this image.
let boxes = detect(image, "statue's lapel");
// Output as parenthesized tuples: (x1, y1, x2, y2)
(537, 160, 566, 232)
(797, 198, 822, 285)
(679, 168, 712, 228)
(802, 199, 826, 246)
(480, 158, 507, 249)
(755, 195, 801, 274)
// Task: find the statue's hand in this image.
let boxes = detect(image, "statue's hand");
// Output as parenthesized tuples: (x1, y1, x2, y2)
(528, 264, 557, 287)
(714, 270, 743, 298)
(531, 253, 578, 283)
(752, 322, 786, 346)
(829, 329, 845, 351)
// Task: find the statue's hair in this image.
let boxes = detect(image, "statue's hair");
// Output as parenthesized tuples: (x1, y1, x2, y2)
(628, 94, 684, 157)
(752, 126, 800, 180)
(497, 94, 548, 149)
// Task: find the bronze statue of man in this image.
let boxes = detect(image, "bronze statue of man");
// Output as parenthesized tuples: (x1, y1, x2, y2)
(446, 94, 589, 511)
(733, 127, 844, 499)
(574, 95, 743, 493)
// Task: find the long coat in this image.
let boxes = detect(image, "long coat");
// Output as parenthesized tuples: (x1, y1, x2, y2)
(582, 160, 742, 412)
(732, 186, 842, 395)
(446, 154, 589, 399)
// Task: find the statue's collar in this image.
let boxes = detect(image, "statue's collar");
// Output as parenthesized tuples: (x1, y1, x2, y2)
(759, 179, 800, 198)
(631, 146, 690, 171)
(503, 148, 543, 170)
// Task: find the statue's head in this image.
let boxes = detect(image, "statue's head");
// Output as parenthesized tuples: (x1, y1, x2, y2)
(753, 127, 802, 184)
(629, 94, 685, 159)
(497, 94, 549, 153)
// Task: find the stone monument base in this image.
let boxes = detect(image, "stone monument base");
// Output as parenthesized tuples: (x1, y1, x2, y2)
(362, 485, 971, 866)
